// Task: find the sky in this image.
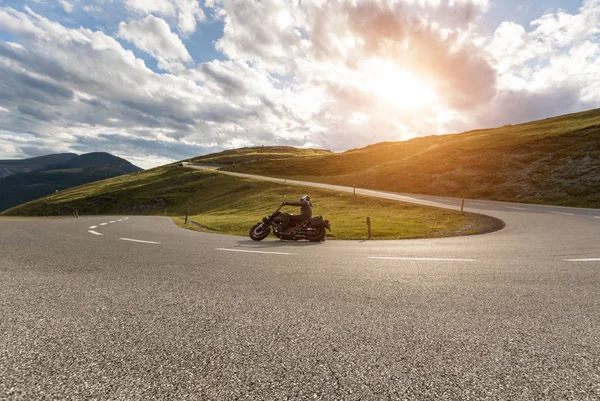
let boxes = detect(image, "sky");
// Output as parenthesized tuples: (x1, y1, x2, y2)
(0, 0, 598, 169)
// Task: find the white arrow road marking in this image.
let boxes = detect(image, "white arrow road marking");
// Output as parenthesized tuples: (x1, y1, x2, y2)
(89, 225, 98, 229)
(119, 238, 161, 244)
(369, 256, 477, 262)
(549, 211, 574, 216)
(565, 258, 600, 262)
(88, 230, 103, 236)
(217, 248, 297, 255)
(506, 206, 527, 210)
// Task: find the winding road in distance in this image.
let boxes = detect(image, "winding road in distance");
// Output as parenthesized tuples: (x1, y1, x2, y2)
(1, 171, 599, 400)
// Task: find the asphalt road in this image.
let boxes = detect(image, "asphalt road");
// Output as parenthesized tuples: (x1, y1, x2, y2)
(1, 182, 599, 400)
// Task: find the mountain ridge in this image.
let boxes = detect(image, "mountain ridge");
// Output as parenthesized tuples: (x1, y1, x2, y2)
(0, 152, 141, 212)
(0, 153, 78, 178)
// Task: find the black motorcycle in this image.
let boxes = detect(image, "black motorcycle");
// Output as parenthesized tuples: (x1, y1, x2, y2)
(249, 202, 331, 242)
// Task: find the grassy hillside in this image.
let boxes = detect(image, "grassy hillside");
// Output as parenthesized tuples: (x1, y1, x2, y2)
(190, 146, 331, 165)
(206, 109, 600, 208)
(1, 165, 502, 240)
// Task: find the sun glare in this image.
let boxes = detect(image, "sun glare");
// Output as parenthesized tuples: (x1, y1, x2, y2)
(361, 59, 437, 110)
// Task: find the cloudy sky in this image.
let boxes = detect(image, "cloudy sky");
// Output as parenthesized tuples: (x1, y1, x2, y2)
(0, 0, 598, 168)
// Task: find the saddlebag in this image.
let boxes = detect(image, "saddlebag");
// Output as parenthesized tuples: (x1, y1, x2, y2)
(309, 216, 324, 226)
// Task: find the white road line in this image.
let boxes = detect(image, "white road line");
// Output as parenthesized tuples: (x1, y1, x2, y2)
(369, 257, 477, 262)
(435, 199, 452, 202)
(594, 216, 600, 219)
(117, 219, 124, 222)
(124, 217, 129, 220)
(549, 211, 574, 216)
(119, 238, 161, 244)
(100, 223, 108, 226)
(89, 225, 98, 229)
(216, 248, 297, 255)
(565, 258, 600, 262)
(88, 230, 103, 236)
(470, 202, 486, 206)
(506, 206, 527, 211)
(109, 221, 116, 223)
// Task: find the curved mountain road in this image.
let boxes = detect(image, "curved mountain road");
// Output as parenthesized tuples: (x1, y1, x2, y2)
(1, 174, 599, 400)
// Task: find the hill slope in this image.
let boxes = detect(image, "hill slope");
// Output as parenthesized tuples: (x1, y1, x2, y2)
(0, 152, 141, 212)
(0, 153, 77, 178)
(203, 109, 600, 208)
(190, 146, 332, 165)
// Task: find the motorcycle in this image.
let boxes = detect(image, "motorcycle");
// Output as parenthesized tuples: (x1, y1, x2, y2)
(249, 198, 331, 242)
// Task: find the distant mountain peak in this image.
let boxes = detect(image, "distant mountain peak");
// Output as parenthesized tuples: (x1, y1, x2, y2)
(0, 152, 142, 212)
(43, 152, 141, 172)
(0, 153, 78, 178)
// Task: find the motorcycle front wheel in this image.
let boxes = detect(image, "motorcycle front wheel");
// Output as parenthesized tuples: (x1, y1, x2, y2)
(249, 223, 271, 241)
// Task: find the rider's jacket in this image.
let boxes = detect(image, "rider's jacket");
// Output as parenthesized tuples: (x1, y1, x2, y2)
(285, 200, 312, 219)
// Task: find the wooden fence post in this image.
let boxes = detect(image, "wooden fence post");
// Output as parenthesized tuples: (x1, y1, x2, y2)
(367, 217, 372, 239)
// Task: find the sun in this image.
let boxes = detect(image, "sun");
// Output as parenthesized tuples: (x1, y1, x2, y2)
(360, 59, 437, 110)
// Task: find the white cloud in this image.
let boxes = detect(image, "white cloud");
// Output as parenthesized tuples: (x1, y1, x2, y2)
(125, 0, 206, 35)
(125, 0, 176, 15)
(118, 16, 193, 69)
(478, 0, 600, 126)
(1, 1, 600, 167)
(58, 0, 73, 13)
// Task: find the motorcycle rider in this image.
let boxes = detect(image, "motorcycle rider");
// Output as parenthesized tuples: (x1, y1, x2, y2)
(281, 195, 312, 231)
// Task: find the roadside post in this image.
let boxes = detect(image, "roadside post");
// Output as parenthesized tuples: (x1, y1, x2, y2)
(354, 185, 356, 195)
(185, 211, 189, 225)
(367, 217, 372, 239)
(461, 199, 465, 214)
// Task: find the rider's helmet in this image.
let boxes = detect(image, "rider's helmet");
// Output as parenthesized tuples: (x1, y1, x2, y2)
(300, 195, 310, 202)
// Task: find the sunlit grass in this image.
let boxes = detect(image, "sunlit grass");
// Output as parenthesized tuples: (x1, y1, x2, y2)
(213, 109, 600, 208)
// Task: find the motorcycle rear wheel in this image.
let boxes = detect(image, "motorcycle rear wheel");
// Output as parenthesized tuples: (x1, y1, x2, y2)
(249, 223, 270, 241)
(307, 226, 326, 242)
